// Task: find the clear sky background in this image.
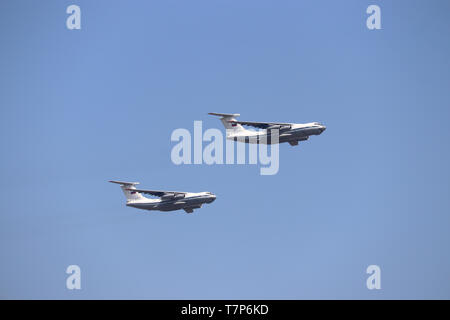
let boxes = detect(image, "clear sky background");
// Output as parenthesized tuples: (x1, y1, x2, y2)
(1, 0, 450, 299)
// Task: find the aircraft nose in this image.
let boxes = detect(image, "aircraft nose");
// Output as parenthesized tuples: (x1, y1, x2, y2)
(210, 194, 216, 202)
(321, 125, 326, 132)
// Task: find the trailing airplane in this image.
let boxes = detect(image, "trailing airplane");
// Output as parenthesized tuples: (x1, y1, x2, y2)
(109, 180, 216, 214)
(209, 112, 326, 146)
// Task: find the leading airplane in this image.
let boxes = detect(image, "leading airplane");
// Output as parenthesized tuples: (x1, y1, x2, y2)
(109, 180, 216, 214)
(209, 113, 326, 146)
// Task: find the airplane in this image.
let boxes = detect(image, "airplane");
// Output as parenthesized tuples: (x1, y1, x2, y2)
(109, 180, 216, 214)
(209, 113, 326, 146)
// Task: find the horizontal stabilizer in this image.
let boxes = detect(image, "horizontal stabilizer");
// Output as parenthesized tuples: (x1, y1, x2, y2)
(208, 112, 240, 118)
(109, 180, 140, 186)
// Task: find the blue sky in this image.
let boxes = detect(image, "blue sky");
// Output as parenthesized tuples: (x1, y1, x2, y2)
(1, 0, 450, 299)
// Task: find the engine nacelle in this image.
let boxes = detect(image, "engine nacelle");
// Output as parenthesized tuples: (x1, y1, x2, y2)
(162, 193, 185, 200)
(173, 193, 186, 200)
(267, 125, 291, 131)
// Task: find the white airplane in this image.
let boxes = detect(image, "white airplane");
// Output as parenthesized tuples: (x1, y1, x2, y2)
(209, 113, 326, 146)
(109, 180, 216, 214)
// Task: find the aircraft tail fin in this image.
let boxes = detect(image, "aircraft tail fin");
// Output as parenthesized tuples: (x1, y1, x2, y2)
(109, 180, 147, 202)
(208, 112, 246, 133)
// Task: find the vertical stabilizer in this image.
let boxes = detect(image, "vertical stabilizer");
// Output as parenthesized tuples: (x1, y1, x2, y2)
(208, 112, 247, 136)
(109, 180, 147, 202)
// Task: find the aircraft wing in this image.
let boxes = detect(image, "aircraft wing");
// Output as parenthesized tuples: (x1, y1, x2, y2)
(125, 188, 187, 197)
(228, 120, 294, 129)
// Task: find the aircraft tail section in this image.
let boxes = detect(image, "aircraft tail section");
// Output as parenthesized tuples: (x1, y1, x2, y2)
(109, 180, 147, 202)
(208, 112, 246, 134)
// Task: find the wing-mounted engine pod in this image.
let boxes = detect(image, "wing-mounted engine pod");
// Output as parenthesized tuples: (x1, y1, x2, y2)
(161, 193, 186, 200)
(173, 193, 186, 200)
(266, 124, 291, 131)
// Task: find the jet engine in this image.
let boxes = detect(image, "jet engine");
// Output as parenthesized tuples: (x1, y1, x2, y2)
(162, 193, 185, 200)
(173, 193, 186, 200)
(267, 125, 291, 131)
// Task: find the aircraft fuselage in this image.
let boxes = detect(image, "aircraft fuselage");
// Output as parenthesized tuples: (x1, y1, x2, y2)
(126, 192, 216, 212)
(228, 123, 326, 145)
